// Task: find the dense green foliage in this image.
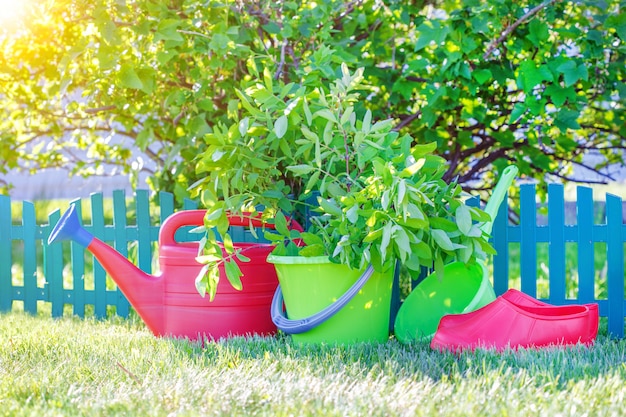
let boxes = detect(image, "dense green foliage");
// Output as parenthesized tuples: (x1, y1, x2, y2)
(192, 65, 495, 298)
(0, 0, 624, 200)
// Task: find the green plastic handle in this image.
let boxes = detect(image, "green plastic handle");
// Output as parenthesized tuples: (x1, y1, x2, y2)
(480, 165, 518, 235)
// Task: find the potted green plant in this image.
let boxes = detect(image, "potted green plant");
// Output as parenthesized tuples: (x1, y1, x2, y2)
(190, 64, 494, 343)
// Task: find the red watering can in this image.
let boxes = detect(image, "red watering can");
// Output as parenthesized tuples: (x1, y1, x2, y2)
(48, 206, 298, 341)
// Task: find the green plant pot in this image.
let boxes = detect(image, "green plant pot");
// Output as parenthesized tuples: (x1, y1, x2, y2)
(394, 261, 496, 343)
(268, 255, 394, 344)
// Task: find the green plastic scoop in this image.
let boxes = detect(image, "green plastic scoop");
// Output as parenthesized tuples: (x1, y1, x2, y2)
(394, 165, 519, 344)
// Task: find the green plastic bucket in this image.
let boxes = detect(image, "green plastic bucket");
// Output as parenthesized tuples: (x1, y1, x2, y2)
(268, 255, 394, 344)
(394, 261, 496, 343)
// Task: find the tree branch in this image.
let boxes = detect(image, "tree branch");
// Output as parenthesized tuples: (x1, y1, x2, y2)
(483, 0, 559, 60)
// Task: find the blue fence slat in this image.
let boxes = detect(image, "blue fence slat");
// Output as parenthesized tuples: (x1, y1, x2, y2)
(112, 190, 130, 317)
(492, 193, 510, 295)
(519, 184, 538, 297)
(183, 198, 198, 210)
(70, 199, 86, 317)
(45, 209, 64, 317)
(135, 190, 153, 273)
(159, 191, 175, 224)
(90, 193, 107, 319)
(22, 201, 38, 314)
(547, 184, 566, 305)
(606, 193, 624, 338)
(576, 187, 595, 305)
(0, 195, 12, 312)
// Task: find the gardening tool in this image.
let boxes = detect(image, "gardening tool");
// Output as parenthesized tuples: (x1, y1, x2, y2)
(393, 165, 519, 343)
(47, 206, 302, 341)
(430, 294, 598, 352)
(435, 289, 599, 347)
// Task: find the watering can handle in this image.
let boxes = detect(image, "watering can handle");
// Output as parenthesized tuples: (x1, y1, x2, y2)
(270, 265, 374, 334)
(159, 210, 304, 247)
(480, 165, 519, 236)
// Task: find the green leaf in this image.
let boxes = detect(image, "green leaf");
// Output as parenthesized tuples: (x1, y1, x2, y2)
(274, 115, 288, 138)
(301, 232, 324, 246)
(262, 22, 281, 34)
(414, 20, 450, 51)
(556, 61, 588, 87)
(119, 64, 143, 90)
(287, 164, 315, 175)
(606, 12, 626, 41)
(509, 103, 527, 123)
(263, 231, 285, 242)
(411, 142, 437, 158)
(222, 233, 235, 254)
(527, 20, 549, 47)
(299, 244, 325, 256)
(195, 254, 222, 264)
(432, 229, 465, 252)
(429, 218, 458, 232)
(380, 223, 392, 261)
(518, 60, 553, 92)
(224, 260, 243, 291)
(273, 211, 290, 237)
(156, 19, 184, 42)
(317, 197, 343, 217)
(362, 109, 372, 133)
(305, 170, 321, 193)
(194, 265, 209, 298)
(455, 204, 473, 236)
(235, 252, 251, 262)
(554, 109, 581, 132)
(434, 254, 445, 281)
(238, 117, 249, 137)
(472, 69, 492, 85)
(346, 204, 358, 224)
(314, 109, 337, 123)
(544, 84, 576, 107)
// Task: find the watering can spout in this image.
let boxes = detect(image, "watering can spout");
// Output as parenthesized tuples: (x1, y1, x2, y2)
(48, 205, 165, 335)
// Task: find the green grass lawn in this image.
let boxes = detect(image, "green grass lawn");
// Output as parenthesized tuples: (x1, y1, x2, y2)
(1, 312, 626, 416)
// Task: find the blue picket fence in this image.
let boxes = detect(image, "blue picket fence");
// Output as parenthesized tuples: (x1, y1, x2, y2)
(491, 183, 625, 337)
(0, 190, 197, 319)
(0, 185, 625, 336)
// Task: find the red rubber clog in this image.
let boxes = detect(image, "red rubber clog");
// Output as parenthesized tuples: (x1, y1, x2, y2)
(437, 289, 599, 345)
(431, 295, 598, 352)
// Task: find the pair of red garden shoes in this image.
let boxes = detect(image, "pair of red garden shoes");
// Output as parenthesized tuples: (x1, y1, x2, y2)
(431, 289, 599, 352)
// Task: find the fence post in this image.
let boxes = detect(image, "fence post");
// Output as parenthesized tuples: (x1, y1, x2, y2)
(606, 193, 624, 338)
(159, 191, 174, 223)
(69, 199, 86, 317)
(547, 184, 566, 305)
(492, 192, 510, 295)
(0, 195, 12, 312)
(22, 201, 38, 314)
(520, 184, 538, 297)
(135, 190, 154, 273)
(112, 190, 130, 317)
(44, 209, 64, 317)
(576, 186, 595, 305)
(90, 193, 108, 319)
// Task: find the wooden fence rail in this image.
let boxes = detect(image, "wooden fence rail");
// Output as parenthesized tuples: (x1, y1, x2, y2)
(1, 185, 625, 337)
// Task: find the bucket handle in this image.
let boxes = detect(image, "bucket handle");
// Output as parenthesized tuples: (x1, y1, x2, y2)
(270, 264, 374, 334)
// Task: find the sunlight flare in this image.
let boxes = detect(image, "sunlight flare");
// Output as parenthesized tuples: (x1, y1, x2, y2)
(0, 0, 30, 31)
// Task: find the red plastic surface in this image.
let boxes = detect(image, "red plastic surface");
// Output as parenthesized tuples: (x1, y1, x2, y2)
(431, 295, 599, 352)
(437, 289, 599, 345)
(87, 210, 303, 341)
